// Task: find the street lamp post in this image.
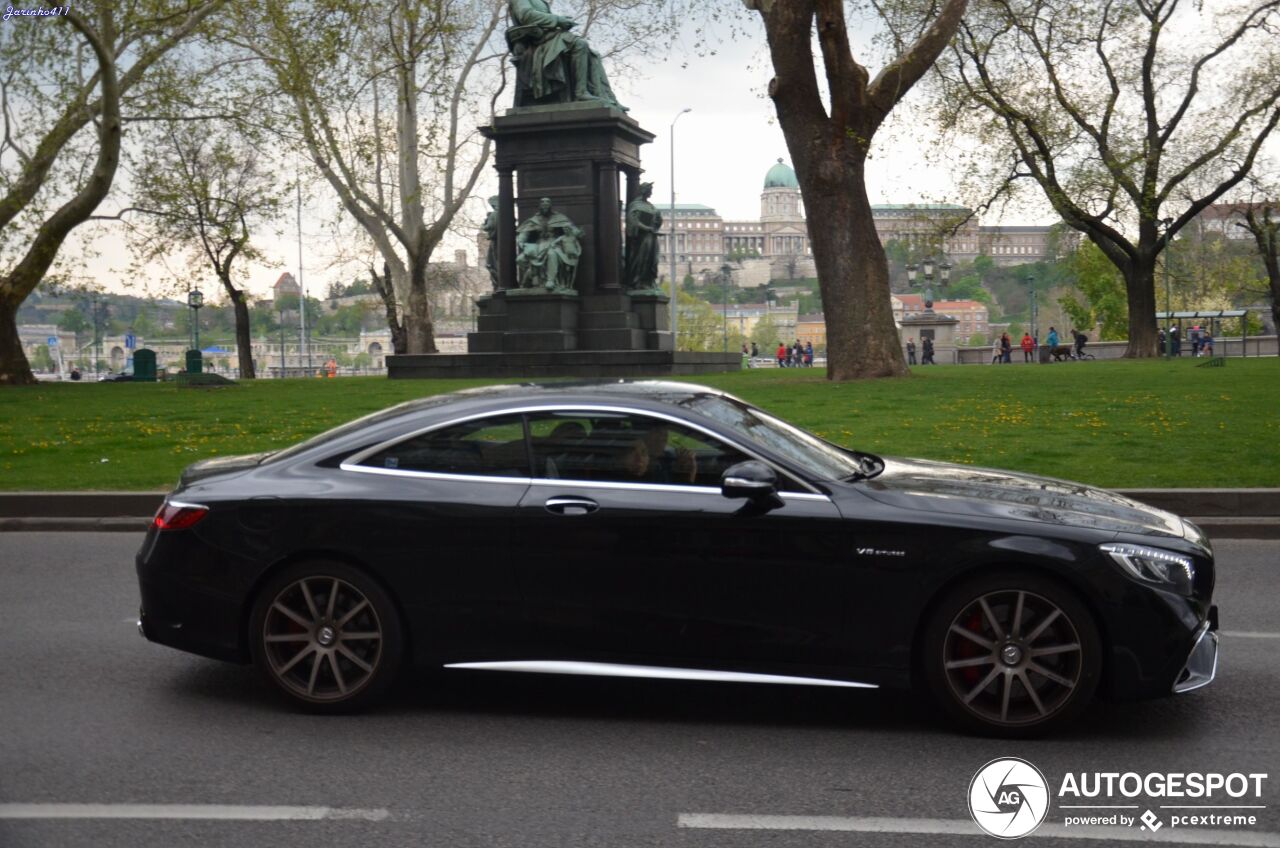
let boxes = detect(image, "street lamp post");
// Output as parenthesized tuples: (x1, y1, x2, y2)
(187, 289, 204, 356)
(279, 300, 286, 378)
(1159, 217, 1174, 357)
(905, 257, 952, 314)
(720, 263, 732, 352)
(669, 107, 691, 348)
(90, 293, 102, 375)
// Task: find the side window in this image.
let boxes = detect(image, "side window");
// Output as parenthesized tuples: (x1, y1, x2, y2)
(527, 411, 757, 488)
(359, 414, 530, 477)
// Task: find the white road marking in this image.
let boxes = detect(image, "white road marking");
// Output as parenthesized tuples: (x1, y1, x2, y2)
(0, 804, 389, 821)
(678, 814, 1280, 846)
(1221, 631, 1280, 639)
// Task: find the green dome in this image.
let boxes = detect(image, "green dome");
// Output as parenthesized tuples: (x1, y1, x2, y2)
(764, 158, 799, 189)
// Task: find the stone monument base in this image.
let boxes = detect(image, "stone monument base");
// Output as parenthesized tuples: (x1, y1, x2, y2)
(387, 350, 741, 380)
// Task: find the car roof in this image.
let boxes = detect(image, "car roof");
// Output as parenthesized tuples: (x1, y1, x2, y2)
(263, 380, 744, 466)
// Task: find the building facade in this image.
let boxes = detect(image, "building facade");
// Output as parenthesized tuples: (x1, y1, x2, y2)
(659, 160, 1070, 281)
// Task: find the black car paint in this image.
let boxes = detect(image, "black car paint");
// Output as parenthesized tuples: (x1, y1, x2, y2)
(136, 381, 1214, 702)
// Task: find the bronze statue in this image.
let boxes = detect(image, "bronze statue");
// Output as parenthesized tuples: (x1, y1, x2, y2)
(515, 197, 582, 292)
(481, 195, 500, 289)
(506, 0, 625, 110)
(624, 182, 662, 291)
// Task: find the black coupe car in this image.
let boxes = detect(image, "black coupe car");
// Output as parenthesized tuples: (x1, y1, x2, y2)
(136, 380, 1218, 735)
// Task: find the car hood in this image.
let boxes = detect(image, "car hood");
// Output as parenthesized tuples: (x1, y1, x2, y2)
(179, 452, 274, 487)
(856, 457, 1185, 538)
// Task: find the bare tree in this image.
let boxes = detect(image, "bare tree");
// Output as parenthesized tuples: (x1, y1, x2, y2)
(0, 2, 224, 385)
(1237, 199, 1280, 332)
(744, 0, 969, 380)
(937, 0, 1280, 356)
(127, 121, 284, 379)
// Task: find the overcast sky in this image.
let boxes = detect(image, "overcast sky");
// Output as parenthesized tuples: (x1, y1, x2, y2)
(71, 12, 1047, 304)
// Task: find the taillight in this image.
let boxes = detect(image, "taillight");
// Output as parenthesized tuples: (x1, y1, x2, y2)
(152, 501, 209, 531)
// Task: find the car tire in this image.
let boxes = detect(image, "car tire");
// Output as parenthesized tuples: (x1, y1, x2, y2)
(249, 560, 404, 713)
(921, 571, 1101, 737)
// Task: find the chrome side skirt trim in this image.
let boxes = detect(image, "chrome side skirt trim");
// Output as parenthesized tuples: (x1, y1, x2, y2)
(442, 660, 878, 689)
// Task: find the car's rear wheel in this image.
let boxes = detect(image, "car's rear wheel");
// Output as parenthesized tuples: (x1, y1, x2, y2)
(249, 561, 403, 713)
(922, 572, 1101, 736)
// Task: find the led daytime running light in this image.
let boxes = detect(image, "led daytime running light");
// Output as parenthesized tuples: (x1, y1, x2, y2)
(1100, 543, 1194, 593)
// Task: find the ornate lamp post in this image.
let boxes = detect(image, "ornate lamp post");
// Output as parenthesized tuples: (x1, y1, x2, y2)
(720, 262, 733, 352)
(905, 257, 952, 314)
(669, 107, 691, 347)
(1159, 216, 1174, 357)
(187, 289, 204, 353)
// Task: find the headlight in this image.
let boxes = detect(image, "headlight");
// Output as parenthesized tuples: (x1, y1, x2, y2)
(1100, 543, 1195, 595)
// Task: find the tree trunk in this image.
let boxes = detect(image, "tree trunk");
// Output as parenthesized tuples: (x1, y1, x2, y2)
(0, 298, 36, 386)
(404, 252, 438, 354)
(1122, 256, 1160, 358)
(371, 263, 407, 354)
(228, 287, 255, 379)
(796, 157, 907, 379)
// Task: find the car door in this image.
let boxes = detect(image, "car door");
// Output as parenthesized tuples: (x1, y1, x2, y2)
(341, 412, 532, 660)
(511, 408, 857, 673)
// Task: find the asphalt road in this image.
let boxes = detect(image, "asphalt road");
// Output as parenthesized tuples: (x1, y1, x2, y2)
(0, 533, 1276, 848)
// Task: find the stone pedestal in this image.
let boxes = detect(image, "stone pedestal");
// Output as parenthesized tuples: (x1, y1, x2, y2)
(393, 104, 731, 379)
(900, 312, 961, 363)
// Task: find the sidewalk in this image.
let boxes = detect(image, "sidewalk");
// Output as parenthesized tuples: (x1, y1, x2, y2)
(0, 489, 1276, 538)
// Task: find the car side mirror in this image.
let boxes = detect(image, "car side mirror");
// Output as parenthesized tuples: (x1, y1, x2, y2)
(721, 461, 777, 500)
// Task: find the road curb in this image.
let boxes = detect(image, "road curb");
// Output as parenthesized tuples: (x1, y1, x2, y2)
(1, 490, 1277, 538)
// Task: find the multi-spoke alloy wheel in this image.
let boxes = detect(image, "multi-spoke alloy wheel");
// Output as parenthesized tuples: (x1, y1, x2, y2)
(924, 574, 1100, 736)
(251, 562, 402, 712)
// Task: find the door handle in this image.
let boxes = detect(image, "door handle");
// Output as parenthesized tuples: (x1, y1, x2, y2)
(544, 497, 599, 516)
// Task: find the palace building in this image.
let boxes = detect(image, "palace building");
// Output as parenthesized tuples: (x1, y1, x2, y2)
(657, 160, 1071, 283)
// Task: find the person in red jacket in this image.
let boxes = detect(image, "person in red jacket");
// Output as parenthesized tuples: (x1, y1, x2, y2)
(776, 342, 787, 368)
(1020, 332, 1035, 363)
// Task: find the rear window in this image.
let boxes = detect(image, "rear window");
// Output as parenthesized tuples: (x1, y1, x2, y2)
(358, 414, 530, 477)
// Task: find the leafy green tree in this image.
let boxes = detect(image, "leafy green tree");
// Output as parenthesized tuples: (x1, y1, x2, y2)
(1058, 242, 1128, 340)
(128, 121, 283, 379)
(57, 309, 91, 339)
(937, 0, 1280, 356)
(0, 2, 224, 384)
(745, 0, 968, 379)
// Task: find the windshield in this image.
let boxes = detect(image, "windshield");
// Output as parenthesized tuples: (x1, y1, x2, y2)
(682, 395, 868, 481)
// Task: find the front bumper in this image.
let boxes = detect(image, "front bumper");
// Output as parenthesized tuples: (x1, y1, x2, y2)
(1173, 621, 1219, 694)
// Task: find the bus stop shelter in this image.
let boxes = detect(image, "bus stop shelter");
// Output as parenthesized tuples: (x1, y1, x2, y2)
(1155, 310, 1250, 356)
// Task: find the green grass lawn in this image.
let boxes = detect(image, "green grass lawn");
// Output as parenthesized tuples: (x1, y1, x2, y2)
(1, 358, 1276, 491)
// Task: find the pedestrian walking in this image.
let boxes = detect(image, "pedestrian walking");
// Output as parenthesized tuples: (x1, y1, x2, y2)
(1202, 331, 1214, 356)
(804, 341, 814, 367)
(1000, 332, 1013, 363)
(1190, 325, 1201, 356)
(776, 341, 786, 368)
(921, 336, 935, 365)
(1171, 325, 1181, 356)
(991, 336, 1002, 365)
(906, 338, 917, 365)
(1021, 332, 1034, 362)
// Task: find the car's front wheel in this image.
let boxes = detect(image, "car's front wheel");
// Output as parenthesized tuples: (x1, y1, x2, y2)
(922, 572, 1101, 736)
(249, 561, 403, 713)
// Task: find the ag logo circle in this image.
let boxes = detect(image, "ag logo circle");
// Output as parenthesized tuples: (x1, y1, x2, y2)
(968, 757, 1050, 839)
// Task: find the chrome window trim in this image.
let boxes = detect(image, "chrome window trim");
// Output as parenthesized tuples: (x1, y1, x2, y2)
(339, 463, 533, 487)
(339, 403, 824, 496)
(340, 462, 830, 502)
